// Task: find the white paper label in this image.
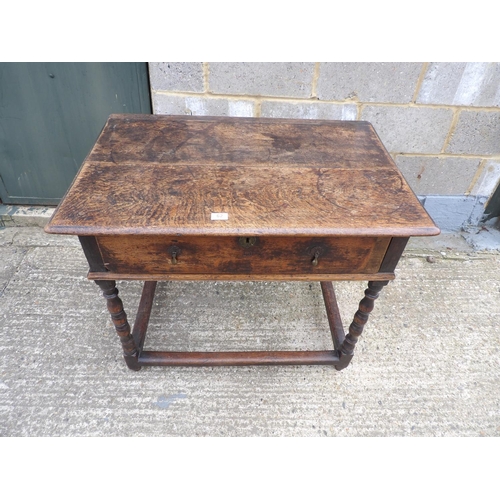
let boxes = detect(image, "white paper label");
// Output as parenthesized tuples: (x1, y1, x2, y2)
(211, 212, 228, 221)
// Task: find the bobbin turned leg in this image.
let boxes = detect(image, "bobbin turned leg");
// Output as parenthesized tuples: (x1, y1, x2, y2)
(95, 279, 140, 371)
(336, 280, 389, 370)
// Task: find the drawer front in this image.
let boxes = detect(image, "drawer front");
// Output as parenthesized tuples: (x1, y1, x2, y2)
(96, 235, 391, 276)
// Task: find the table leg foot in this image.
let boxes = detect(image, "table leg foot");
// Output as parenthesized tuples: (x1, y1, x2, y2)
(95, 279, 141, 371)
(334, 352, 353, 371)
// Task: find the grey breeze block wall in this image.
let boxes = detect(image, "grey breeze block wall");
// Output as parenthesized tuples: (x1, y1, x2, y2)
(149, 62, 500, 232)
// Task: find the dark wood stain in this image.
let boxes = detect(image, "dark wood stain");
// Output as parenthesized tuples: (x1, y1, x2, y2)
(320, 281, 345, 350)
(379, 237, 410, 273)
(339, 281, 389, 363)
(88, 115, 393, 167)
(96, 235, 391, 276)
(138, 350, 340, 367)
(95, 280, 140, 371)
(132, 281, 157, 353)
(86, 271, 395, 282)
(45, 114, 440, 237)
(46, 115, 439, 371)
(78, 236, 106, 272)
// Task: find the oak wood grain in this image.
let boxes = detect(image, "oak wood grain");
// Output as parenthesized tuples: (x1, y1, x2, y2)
(340, 280, 389, 358)
(137, 350, 340, 366)
(87, 271, 395, 281)
(78, 236, 106, 272)
(87, 114, 394, 167)
(44, 115, 437, 371)
(95, 280, 140, 370)
(45, 115, 440, 237)
(320, 281, 345, 350)
(131, 281, 157, 353)
(96, 235, 390, 276)
(379, 237, 410, 273)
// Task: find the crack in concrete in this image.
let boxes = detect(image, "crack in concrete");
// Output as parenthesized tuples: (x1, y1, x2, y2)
(0, 247, 30, 298)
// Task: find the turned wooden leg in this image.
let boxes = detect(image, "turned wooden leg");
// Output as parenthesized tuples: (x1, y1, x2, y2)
(336, 280, 389, 370)
(95, 280, 140, 371)
(320, 281, 345, 350)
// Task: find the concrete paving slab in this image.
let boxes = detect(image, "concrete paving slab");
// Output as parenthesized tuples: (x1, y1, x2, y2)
(0, 227, 499, 436)
(406, 232, 476, 254)
(0, 227, 79, 248)
(0, 205, 55, 228)
(0, 246, 28, 297)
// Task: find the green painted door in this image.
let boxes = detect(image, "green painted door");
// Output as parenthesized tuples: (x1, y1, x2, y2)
(0, 63, 151, 205)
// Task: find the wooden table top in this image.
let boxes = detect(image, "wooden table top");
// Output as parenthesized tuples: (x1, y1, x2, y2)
(46, 114, 440, 237)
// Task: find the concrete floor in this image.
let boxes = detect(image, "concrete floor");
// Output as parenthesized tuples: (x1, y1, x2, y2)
(1, 226, 499, 436)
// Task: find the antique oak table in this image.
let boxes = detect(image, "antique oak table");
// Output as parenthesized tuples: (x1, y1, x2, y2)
(45, 114, 439, 371)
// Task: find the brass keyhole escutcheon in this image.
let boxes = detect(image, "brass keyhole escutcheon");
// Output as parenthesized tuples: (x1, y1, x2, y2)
(239, 236, 257, 248)
(168, 245, 181, 265)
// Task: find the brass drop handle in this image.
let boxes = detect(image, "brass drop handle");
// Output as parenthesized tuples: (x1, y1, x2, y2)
(311, 250, 320, 267)
(168, 245, 181, 265)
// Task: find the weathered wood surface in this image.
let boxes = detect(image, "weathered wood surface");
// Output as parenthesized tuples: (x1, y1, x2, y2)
(137, 350, 340, 367)
(45, 115, 437, 371)
(87, 271, 396, 282)
(131, 281, 157, 353)
(45, 115, 440, 237)
(320, 281, 345, 350)
(95, 280, 140, 371)
(379, 237, 410, 273)
(78, 236, 106, 272)
(340, 280, 389, 358)
(87, 115, 394, 166)
(96, 235, 391, 275)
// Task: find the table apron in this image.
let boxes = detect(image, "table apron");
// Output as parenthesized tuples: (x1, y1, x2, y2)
(95, 235, 392, 277)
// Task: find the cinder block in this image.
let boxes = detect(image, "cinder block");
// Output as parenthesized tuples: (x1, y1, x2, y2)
(149, 62, 204, 92)
(470, 160, 500, 197)
(317, 63, 422, 103)
(395, 155, 481, 195)
(208, 63, 315, 98)
(421, 195, 488, 231)
(153, 94, 255, 117)
(261, 100, 357, 120)
(361, 105, 453, 153)
(417, 62, 500, 107)
(446, 111, 500, 155)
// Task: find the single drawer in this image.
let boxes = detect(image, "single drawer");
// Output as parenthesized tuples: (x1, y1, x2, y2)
(96, 235, 391, 276)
